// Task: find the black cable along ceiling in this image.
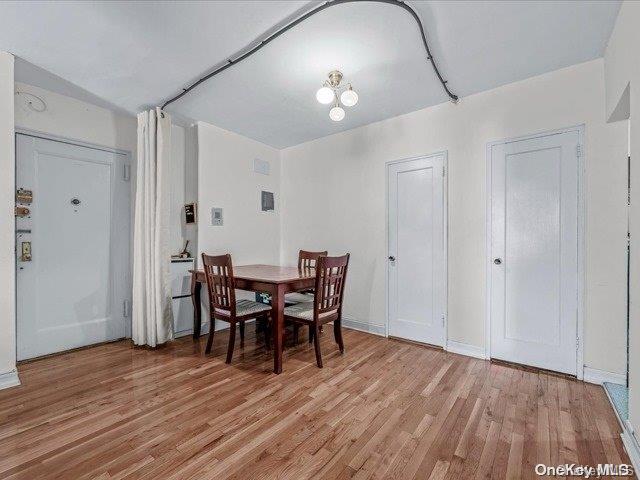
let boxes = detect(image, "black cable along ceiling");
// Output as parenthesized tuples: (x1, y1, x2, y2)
(161, 0, 458, 110)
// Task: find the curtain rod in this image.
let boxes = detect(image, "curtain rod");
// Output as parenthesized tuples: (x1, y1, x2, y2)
(161, 0, 458, 110)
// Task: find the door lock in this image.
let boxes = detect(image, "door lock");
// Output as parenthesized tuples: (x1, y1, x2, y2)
(388, 256, 396, 262)
(493, 258, 502, 265)
(15, 206, 30, 217)
(21, 241, 32, 262)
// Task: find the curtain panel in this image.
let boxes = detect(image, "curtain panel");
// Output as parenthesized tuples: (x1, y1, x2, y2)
(132, 107, 173, 347)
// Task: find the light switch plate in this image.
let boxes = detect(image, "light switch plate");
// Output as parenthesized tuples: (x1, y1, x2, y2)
(211, 207, 223, 226)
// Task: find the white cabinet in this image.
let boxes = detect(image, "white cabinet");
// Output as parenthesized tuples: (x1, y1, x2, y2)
(170, 259, 194, 338)
(172, 297, 194, 338)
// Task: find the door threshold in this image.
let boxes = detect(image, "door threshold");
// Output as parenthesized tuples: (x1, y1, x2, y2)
(388, 336, 444, 350)
(17, 338, 126, 365)
(490, 358, 576, 380)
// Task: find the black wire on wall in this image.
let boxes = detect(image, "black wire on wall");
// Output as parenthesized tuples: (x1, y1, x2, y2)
(161, 0, 458, 110)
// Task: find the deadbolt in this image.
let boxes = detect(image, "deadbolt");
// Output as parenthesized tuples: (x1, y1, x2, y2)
(16, 188, 33, 204)
(388, 256, 396, 262)
(71, 198, 81, 206)
(493, 258, 502, 265)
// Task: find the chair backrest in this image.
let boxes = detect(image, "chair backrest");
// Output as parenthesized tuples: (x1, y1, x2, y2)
(314, 254, 350, 318)
(201, 253, 236, 316)
(298, 250, 327, 270)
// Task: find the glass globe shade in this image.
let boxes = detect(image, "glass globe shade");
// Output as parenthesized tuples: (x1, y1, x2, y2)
(340, 88, 359, 107)
(316, 86, 334, 105)
(329, 105, 345, 122)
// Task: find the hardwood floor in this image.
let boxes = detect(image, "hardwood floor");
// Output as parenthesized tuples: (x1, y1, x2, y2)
(0, 327, 632, 479)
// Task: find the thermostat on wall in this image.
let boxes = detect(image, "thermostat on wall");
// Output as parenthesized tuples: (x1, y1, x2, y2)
(211, 207, 223, 226)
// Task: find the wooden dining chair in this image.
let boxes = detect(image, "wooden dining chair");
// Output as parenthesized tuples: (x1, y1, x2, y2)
(201, 253, 272, 363)
(283, 253, 350, 368)
(299, 249, 328, 270)
(285, 250, 327, 304)
(285, 250, 328, 343)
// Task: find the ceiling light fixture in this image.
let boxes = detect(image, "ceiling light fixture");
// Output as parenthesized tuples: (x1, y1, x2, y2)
(317, 70, 358, 122)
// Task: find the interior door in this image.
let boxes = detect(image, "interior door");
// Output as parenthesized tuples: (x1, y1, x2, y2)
(387, 154, 446, 346)
(16, 134, 131, 360)
(490, 130, 580, 375)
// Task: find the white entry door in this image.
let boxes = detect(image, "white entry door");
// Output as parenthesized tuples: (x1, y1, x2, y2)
(16, 134, 131, 360)
(387, 154, 446, 346)
(489, 130, 580, 375)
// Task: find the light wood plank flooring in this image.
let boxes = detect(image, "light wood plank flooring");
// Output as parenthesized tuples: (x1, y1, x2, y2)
(0, 327, 632, 479)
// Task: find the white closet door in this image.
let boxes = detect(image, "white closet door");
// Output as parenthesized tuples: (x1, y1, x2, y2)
(387, 154, 446, 346)
(490, 131, 580, 374)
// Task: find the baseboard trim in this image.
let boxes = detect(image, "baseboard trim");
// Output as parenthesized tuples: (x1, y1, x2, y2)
(621, 421, 640, 473)
(0, 370, 21, 390)
(445, 340, 487, 360)
(583, 367, 626, 386)
(342, 317, 386, 337)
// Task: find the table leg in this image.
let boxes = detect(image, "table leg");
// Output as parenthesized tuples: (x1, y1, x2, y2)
(191, 273, 202, 339)
(272, 284, 285, 374)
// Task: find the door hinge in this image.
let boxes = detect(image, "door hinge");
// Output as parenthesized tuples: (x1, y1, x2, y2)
(442, 166, 446, 177)
(123, 164, 131, 181)
(441, 314, 446, 327)
(576, 144, 582, 158)
(576, 336, 580, 351)
(628, 155, 631, 206)
(123, 299, 130, 317)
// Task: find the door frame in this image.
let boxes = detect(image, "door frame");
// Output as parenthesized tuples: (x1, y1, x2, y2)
(14, 127, 134, 344)
(385, 151, 449, 347)
(484, 125, 585, 379)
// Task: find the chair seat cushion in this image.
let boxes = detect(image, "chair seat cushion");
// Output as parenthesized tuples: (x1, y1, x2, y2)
(215, 299, 271, 318)
(284, 303, 336, 321)
(284, 292, 314, 304)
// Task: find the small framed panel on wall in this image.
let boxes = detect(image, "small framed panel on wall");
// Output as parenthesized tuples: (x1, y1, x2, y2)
(260, 191, 275, 213)
(185, 203, 197, 224)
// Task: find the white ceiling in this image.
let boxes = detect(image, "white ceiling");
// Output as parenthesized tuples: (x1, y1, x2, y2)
(0, 0, 621, 148)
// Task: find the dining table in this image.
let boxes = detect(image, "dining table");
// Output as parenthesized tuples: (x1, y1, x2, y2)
(190, 264, 316, 374)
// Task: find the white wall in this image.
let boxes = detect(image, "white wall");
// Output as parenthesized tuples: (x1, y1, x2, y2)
(170, 124, 186, 254)
(14, 84, 197, 261)
(15, 84, 197, 263)
(604, 0, 640, 438)
(0, 52, 16, 382)
(14, 82, 136, 151)
(196, 121, 281, 329)
(169, 123, 199, 258)
(281, 59, 627, 375)
(185, 124, 198, 255)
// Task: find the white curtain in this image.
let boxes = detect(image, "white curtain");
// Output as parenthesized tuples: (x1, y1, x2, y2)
(132, 107, 174, 347)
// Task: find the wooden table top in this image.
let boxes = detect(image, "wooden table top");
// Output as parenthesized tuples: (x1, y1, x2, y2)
(191, 264, 316, 284)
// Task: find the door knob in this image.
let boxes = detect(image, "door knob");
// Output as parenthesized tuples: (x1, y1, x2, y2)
(493, 258, 502, 265)
(388, 256, 396, 262)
